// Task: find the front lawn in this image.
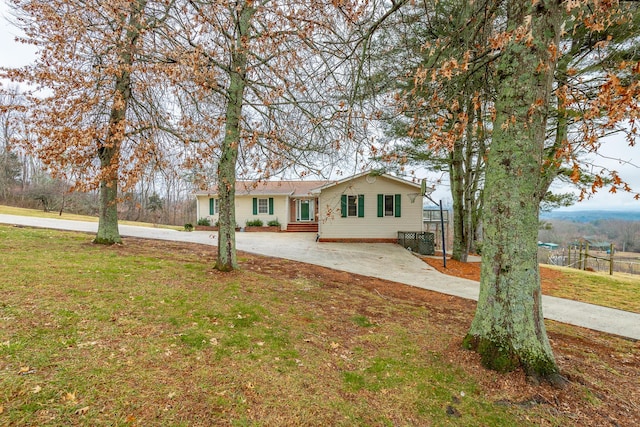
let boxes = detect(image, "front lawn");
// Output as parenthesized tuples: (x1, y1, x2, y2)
(1, 225, 638, 426)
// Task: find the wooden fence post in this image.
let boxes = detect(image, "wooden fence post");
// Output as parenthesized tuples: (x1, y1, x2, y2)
(584, 243, 590, 270)
(578, 243, 583, 270)
(609, 244, 614, 276)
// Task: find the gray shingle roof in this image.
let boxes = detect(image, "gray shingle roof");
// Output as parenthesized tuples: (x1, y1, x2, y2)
(194, 180, 329, 197)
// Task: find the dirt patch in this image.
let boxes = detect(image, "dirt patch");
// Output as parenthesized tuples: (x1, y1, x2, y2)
(421, 256, 567, 294)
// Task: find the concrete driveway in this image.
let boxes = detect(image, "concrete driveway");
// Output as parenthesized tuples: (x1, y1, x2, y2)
(1, 213, 639, 340)
(234, 231, 483, 297)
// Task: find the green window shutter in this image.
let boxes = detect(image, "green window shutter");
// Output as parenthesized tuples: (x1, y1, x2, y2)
(358, 194, 365, 218)
(340, 195, 347, 218)
(252, 198, 258, 215)
(377, 194, 383, 217)
(268, 198, 274, 215)
(395, 194, 402, 217)
(209, 198, 214, 215)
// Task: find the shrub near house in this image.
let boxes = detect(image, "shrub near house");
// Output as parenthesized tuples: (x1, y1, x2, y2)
(195, 180, 326, 232)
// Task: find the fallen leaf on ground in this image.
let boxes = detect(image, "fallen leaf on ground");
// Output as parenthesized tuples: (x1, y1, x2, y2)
(75, 406, 90, 416)
(18, 366, 36, 375)
(63, 392, 78, 404)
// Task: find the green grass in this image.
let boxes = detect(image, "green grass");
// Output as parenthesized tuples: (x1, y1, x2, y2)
(6, 203, 638, 313)
(0, 225, 623, 426)
(545, 265, 640, 313)
(0, 204, 182, 230)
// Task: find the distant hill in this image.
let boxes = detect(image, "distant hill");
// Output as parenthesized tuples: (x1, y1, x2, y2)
(540, 210, 640, 222)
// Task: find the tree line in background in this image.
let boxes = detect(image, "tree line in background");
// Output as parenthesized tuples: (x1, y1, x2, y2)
(540, 219, 640, 253)
(1, 0, 364, 258)
(1, 87, 196, 224)
(1, 0, 639, 384)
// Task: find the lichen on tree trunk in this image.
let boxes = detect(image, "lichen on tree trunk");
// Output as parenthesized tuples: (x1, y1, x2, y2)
(450, 134, 468, 263)
(447, 2, 488, 263)
(93, 0, 146, 246)
(215, 140, 238, 271)
(449, 99, 483, 264)
(94, 142, 122, 245)
(94, 156, 121, 245)
(215, 3, 254, 272)
(464, 0, 566, 386)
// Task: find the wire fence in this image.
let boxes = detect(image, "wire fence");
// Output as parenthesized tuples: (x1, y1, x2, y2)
(538, 245, 640, 275)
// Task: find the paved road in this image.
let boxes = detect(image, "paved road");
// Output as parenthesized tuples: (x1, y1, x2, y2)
(1, 213, 639, 340)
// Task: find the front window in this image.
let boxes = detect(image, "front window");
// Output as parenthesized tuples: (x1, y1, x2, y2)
(384, 195, 395, 216)
(347, 195, 358, 217)
(258, 198, 269, 214)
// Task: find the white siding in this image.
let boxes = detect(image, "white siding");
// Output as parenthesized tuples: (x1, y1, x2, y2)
(318, 175, 423, 239)
(196, 196, 218, 225)
(195, 194, 290, 229)
(235, 195, 289, 229)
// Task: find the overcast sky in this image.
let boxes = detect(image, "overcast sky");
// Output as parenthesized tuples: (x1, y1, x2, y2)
(2, 2, 639, 211)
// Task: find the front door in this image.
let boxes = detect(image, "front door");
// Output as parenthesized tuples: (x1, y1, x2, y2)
(298, 199, 312, 222)
(300, 200, 310, 221)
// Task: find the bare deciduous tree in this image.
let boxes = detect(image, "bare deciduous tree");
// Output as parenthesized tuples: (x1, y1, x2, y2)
(166, 0, 367, 270)
(4, 0, 182, 244)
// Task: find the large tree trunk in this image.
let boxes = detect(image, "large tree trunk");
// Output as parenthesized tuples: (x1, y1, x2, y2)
(463, 0, 566, 385)
(450, 138, 467, 262)
(94, 92, 126, 245)
(94, 0, 146, 245)
(450, 98, 485, 262)
(448, 1, 490, 263)
(450, 95, 483, 262)
(216, 122, 240, 271)
(465, 101, 485, 257)
(215, 4, 254, 271)
(95, 144, 122, 244)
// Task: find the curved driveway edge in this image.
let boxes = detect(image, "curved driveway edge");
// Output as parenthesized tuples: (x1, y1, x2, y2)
(1, 213, 639, 341)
